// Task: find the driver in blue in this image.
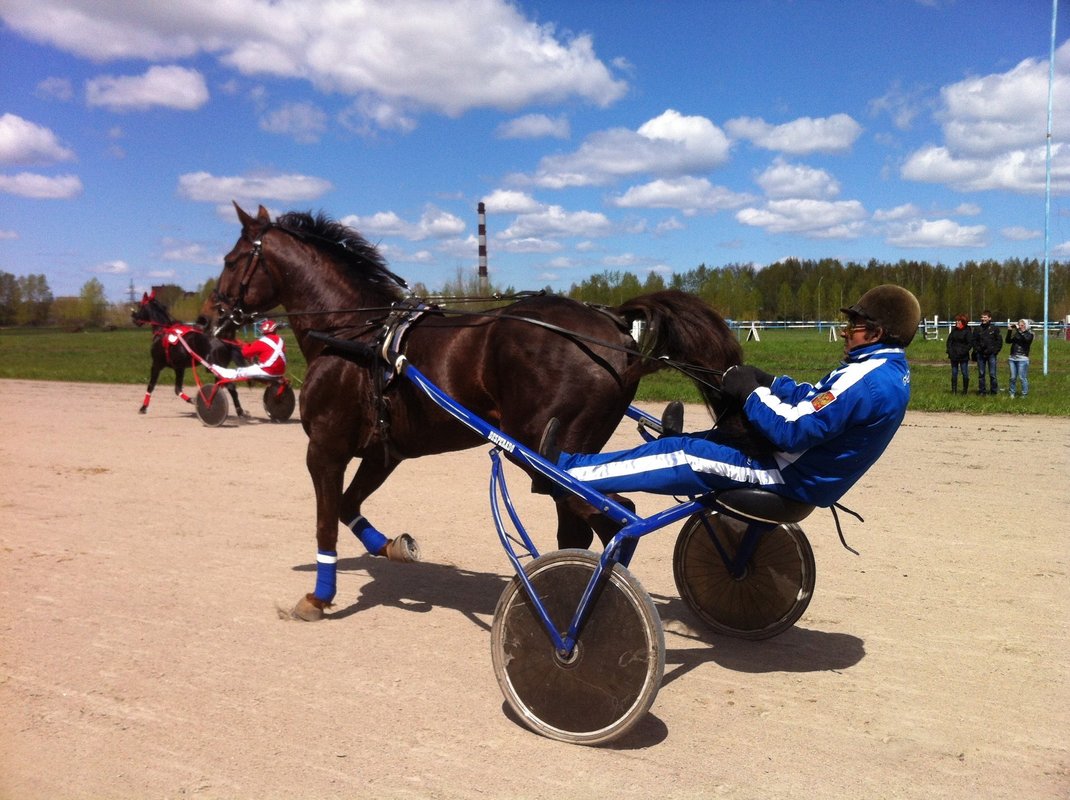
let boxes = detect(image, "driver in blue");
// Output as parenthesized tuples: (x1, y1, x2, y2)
(540, 285, 921, 508)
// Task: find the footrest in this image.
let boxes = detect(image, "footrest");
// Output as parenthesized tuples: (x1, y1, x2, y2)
(711, 488, 815, 524)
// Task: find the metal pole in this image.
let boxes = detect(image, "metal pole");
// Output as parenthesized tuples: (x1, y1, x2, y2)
(817, 275, 823, 333)
(1043, 0, 1058, 374)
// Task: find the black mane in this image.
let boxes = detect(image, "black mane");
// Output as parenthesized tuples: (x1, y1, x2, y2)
(275, 211, 409, 301)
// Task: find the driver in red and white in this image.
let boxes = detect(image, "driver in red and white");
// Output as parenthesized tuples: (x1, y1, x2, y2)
(209, 319, 287, 381)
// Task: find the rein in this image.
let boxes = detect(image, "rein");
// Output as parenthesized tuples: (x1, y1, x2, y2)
(300, 301, 730, 394)
(215, 222, 730, 394)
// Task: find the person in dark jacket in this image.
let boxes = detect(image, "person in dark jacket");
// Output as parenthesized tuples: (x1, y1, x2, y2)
(972, 310, 1002, 395)
(1006, 319, 1034, 398)
(945, 313, 972, 394)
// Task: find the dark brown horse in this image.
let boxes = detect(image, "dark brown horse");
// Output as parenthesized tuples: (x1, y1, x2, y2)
(131, 292, 247, 417)
(209, 204, 748, 620)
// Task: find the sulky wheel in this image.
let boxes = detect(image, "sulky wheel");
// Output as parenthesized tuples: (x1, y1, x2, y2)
(490, 549, 664, 745)
(262, 383, 295, 422)
(195, 383, 229, 427)
(673, 511, 815, 640)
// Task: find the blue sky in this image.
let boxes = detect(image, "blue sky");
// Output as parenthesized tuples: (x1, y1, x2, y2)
(1, 0, 1068, 302)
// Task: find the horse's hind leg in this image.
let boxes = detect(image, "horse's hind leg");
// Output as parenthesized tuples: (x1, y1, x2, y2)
(555, 493, 636, 550)
(226, 383, 245, 417)
(339, 451, 419, 562)
(172, 367, 193, 404)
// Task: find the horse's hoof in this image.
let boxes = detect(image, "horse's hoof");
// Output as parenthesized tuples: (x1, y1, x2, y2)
(382, 534, 420, 563)
(292, 594, 328, 621)
(138, 407, 147, 414)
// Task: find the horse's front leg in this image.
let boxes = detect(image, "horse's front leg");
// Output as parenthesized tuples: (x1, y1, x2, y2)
(140, 362, 162, 413)
(292, 440, 348, 621)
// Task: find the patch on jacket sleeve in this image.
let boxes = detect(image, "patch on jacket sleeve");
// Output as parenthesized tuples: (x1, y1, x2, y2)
(811, 391, 836, 411)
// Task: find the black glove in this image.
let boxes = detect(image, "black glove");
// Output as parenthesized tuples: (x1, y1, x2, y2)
(722, 365, 774, 403)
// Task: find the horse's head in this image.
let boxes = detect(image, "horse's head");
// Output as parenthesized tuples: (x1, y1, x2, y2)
(131, 291, 172, 329)
(209, 202, 410, 338)
(210, 203, 281, 335)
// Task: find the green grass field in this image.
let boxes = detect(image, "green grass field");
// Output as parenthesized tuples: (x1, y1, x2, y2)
(1, 324, 1068, 416)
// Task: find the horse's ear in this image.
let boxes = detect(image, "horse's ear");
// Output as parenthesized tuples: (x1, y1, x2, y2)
(234, 201, 255, 228)
(148, 290, 156, 301)
(141, 292, 148, 302)
(257, 205, 270, 223)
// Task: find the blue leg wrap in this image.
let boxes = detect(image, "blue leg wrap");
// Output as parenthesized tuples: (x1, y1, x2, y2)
(349, 516, 389, 555)
(313, 550, 337, 603)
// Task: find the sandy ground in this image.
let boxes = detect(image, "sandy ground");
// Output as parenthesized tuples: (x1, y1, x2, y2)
(0, 379, 1068, 800)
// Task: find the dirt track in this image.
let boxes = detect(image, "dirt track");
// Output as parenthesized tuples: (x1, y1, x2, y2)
(1, 380, 1067, 799)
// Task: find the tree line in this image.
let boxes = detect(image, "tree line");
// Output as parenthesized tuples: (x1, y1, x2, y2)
(565, 257, 1070, 323)
(2, 256, 1069, 329)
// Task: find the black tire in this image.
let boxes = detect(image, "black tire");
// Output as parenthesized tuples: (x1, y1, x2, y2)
(490, 549, 664, 745)
(263, 383, 295, 421)
(195, 384, 229, 427)
(673, 511, 815, 640)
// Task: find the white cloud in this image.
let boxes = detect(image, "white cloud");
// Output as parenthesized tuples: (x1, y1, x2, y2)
(500, 205, 613, 239)
(939, 44, 1070, 157)
(159, 240, 220, 265)
(35, 76, 74, 102)
(417, 207, 466, 239)
(339, 96, 417, 136)
(481, 189, 542, 214)
(0, 229, 19, 240)
(0, 172, 83, 198)
(177, 171, 333, 204)
(341, 206, 465, 241)
(496, 114, 570, 140)
(2, 0, 625, 130)
(92, 260, 130, 275)
(872, 203, 922, 222)
(736, 198, 867, 239)
(868, 81, 924, 131)
(525, 109, 731, 188)
(610, 176, 752, 215)
(885, 218, 987, 248)
(755, 158, 840, 199)
(901, 143, 1070, 194)
(341, 211, 411, 238)
(499, 237, 564, 254)
(86, 65, 209, 111)
(725, 113, 862, 155)
(259, 102, 328, 143)
(1000, 226, 1041, 241)
(655, 217, 684, 234)
(902, 41, 1070, 195)
(0, 113, 76, 166)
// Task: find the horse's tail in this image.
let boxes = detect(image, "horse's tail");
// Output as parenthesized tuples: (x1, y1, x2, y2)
(614, 289, 742, 414)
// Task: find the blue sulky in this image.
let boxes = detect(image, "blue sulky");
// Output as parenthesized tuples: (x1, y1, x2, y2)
(396, 356, 819, 746)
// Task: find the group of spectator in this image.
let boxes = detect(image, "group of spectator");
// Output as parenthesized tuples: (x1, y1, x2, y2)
(945, 311, 1035, 397)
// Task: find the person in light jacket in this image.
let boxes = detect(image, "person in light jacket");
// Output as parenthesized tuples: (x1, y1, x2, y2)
(1006, 319, 1034, 398)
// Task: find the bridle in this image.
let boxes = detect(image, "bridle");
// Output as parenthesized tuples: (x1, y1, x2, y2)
(213, 231, 280, 332)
